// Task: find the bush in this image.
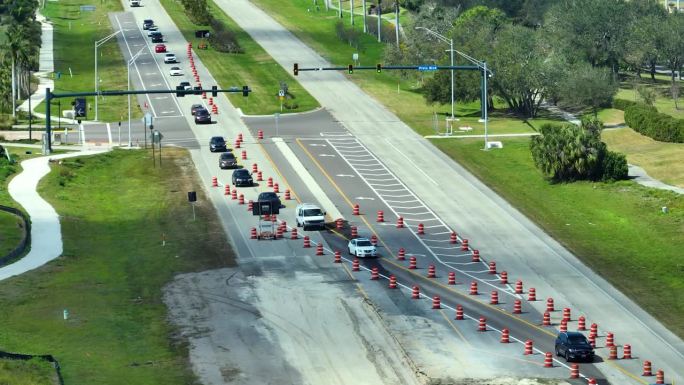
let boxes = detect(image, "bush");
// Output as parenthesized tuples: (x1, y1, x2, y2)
(624, 104, 684, 143)
(207, 19, 243, 53)
(601, 150, 629, 181)
(612, 98, 637, 111)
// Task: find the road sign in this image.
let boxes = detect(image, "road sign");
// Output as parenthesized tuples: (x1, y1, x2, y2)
(352, 53, 359, 61)
(278, 89, 285, 97)
(418, 65, 438, 71)
(151, 130, 163, 143)
(144, 112, 153, 126)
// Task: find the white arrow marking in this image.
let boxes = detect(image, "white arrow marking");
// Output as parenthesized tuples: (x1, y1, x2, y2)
(309, 143, 327, 147)
(150, 83, 162, 87)
(354, 197, 375, 200)
(319, 154, 335, 157)
(336, 174, 355, 177)
(160, 110, 175, 114)
(155, 96, 169, 100)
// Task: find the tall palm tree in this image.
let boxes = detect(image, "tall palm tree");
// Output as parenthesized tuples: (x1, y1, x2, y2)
(5, 23, 33, 117)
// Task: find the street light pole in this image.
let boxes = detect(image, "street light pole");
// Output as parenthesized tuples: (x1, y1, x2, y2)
(127, 47, 145, 147)
(95, 30, 121, 121)
(415, 27, 455, 121)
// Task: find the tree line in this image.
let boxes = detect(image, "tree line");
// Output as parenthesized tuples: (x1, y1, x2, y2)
(0, 0, 42, 117)
(385, 0, 683, 119)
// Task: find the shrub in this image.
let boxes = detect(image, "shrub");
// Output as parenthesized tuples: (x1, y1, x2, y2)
(612, 98, 637, 111)
(207, 19, 243, 53)
(601, 151, 629, 181)
(624, 104, 684, 143)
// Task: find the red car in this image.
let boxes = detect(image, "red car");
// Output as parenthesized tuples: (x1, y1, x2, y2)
(154, 44, 166, 53)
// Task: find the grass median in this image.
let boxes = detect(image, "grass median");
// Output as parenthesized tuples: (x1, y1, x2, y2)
(35, 0, 141, 122)
(0, 148, 233, 384)
(159, 0, 319, 115)
(0, 358, 58, 385)
(432, 137, 684, 337)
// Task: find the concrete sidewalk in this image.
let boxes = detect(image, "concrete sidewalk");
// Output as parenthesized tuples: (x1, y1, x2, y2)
(0, 149, 109, 281)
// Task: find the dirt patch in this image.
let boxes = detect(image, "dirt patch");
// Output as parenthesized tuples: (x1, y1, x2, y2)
(164, 266, 424, 385)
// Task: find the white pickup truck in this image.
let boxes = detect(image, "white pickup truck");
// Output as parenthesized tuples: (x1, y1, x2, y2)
(295, 203, 326, 231)
(129, 0, 141, 7)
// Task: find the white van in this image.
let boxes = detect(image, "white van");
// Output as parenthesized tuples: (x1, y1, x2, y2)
(295, 203, 326, 230)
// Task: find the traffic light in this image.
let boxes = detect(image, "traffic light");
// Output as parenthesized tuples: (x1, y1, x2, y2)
(293, 63, 299, 76)
(242, 86, 249, 97)
(348, 64, 353, 74)
(376, 63, 382, 73)
(211, 85, 218, 97)
(175, 85, 185, 97)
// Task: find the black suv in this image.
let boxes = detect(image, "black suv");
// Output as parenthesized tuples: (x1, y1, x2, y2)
(232, 169, 253, 187)
(142, 19, 154, 30)
(554, 332, 594, 362)
(195, 108, 211, 124)
(209, 136, 227, 152)
(150, 32, 163, 43)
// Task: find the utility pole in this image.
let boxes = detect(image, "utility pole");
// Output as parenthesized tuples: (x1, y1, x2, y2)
(350, 0, 354, 25)
(94, 30, 121, 121)
(394, 1, 399, 46)
(377, 1, 381, 42)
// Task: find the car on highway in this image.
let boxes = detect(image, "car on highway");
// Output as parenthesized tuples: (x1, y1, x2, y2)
(554, 332, 594, 362)
(257, 192, 281, 209)
(147, 29, 160, 37)
(164, 53, 177, 63)
(295, 203, 326, 230)
(209, 136, 227, 152)
(190, 104, 204, 115)
(150, 32, 163, 43)
(169, 66, 183, 76)
(232, 169, 253, 187)
(219, 152, 238, 169)
(142, 19, 154, 30)
(348, 238, 377, 258)
(194, 108, 211, 124)
(154, 44, 166, 53)
(178, 81, 192, 90)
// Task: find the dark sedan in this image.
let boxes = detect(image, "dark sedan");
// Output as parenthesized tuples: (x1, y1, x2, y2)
(232, 169, 253, 187)
(555, 332, 594, 362)
(257, 192, 281, 209)
(219, 152, 238, 169)
(209, 136, 228, 152)
(191, 104, 204, 115)
(195, 108, 211, 124)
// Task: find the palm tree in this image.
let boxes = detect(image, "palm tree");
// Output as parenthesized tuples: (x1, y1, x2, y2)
(5, 23, 33, 117)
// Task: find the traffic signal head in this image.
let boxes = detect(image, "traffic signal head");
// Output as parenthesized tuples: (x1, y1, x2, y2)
(376, 63, 382, 73)
(348, 64, 353, 74)
(242, 86, 249, 97)
(211, 85, 218, 97)
(175, 85, 185, 97)
(293, 63, 299, 76)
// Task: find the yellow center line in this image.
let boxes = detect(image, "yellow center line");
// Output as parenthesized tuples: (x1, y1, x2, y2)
(439, 310, 472, 348)
(296, 136, 648, 384)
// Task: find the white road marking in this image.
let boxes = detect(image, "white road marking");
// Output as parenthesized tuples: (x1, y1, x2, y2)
(335, 174, 355, 177)
(354, 197, 375, 200)
(106, 123, 112, 145)
(319, 154, 335, 157)
(384, 138, 439, 186)
(396, 211, 433, 216)
(155, 96, 169, 99)
(150, 83, 163, 87)
(308, 143, 327, 147)
(145, 72, 157, 76)
(160, 110, 175, 114)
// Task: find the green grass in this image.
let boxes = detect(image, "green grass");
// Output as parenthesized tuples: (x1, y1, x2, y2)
(617, 81, 684, 120)
(251, 0, 558, 135)
(603, 127, 684, 188)
(159, 0, 319, 115)
(34, 0, 141, 122)
(0, 148, 233, 384)
(432, 137, 684, 337)
(0, 209, 24, 256)
(0, 358, 58, 385)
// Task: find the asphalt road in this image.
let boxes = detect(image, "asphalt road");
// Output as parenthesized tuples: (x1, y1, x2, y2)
(109, 0, 683, 383)
(214, 1, 684, 383)
(244, 111, 607, 383)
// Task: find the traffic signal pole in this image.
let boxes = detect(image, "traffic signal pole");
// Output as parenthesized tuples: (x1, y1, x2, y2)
(43, 86, 250, 153)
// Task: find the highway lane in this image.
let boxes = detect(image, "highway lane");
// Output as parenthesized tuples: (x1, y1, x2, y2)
(243, 118, 609, 383)
(223, 2, 684, 382)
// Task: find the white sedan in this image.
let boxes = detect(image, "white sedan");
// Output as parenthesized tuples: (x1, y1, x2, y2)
(169, 67, 183, 76)
(348, 238, 377, 258)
